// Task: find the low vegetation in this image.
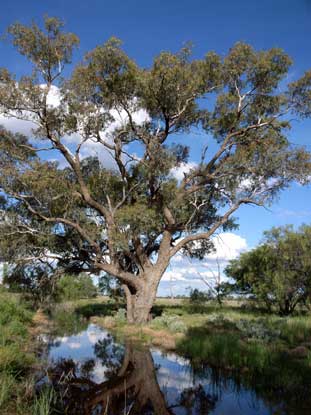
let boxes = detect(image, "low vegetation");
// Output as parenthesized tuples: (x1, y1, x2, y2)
(69, 296, 311, 359)
(56, 273, 98, 302)
(4, 266, 98, 309)
(0, 288, 61, 414)
(0, 288, 36, 414)
(1, 288, 311, 413)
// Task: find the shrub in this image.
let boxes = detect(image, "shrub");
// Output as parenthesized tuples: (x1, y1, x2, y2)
(0, 296, 32, 326)
(235, 319, 281, 342)
(57, 273, 97, 301)
(150, 314, 187, 333)
(0, 345, 34, 374)
(114, 308, 127, 323)
(186, 288, 212, 313)
(189, 288, 212, 304)
(225, 225, 311, 316)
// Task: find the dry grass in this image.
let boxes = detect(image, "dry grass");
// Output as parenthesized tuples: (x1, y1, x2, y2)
(29, 309, 53, 337)
(91, 316, 182, 350)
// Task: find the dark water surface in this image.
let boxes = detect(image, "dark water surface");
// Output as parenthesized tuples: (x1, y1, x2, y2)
(40, 323, 304, 414)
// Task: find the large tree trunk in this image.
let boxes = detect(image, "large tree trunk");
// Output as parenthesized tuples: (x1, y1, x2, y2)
(123, 278, 159, 324)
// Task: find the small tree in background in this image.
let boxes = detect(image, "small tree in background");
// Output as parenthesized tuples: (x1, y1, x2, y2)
(187, 287, 213, 313)
(225, 225, 311, 315)
(98, 273, 124, 304)
(0, 17, 311, 322)
(4, 263, 97, 305)
(57, 272, 97, 301)
(4, 263, 59, 307)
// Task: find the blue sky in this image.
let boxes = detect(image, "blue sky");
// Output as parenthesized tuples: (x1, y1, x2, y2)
(1, 0, 311, 295)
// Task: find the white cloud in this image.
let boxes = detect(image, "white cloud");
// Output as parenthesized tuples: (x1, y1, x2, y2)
(0, 85, 150, 168)
(67, 342, 82, 349)
(170, 161, 197, 181)
(87, 324, 108, 345)
(159, 232, 248, 296)
(0, 116, 35, 135)
(206, 232, 247, 262)
(92, 360, 109, 383)
(161, 270, 187, 282)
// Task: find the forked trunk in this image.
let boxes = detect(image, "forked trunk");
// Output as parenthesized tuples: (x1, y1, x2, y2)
(123, 280, 159, 324)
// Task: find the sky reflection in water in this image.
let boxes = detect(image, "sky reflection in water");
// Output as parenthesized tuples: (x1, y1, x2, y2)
(45, 323, 279, 415)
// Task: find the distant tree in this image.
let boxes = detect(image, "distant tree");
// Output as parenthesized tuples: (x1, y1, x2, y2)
(4, 263, 59, 307)
(225, 225, 311, 315)
(98, 273, 124, 303)
(57, 272, 97, 301)
(5, 262, 97, 305)
(188, 288, 212, 312)
(0, 17, 311, 322)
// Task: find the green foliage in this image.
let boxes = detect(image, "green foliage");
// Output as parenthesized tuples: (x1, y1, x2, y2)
(189, 288, 212, 304)
(8, 16, 79, 83)
(98, 273, 124, 303)
(0, 293, 34, 375)
(114, 308, 127, 323)
(0, 16, 311, 322)
(57, 273, 97, 301)
(0, 373, 15, 410)
(51, 307, 88, 337)
(187, 288, 212, 312)
(0, 294, 33, 326)
(32, 387, 56, 415)
(0, 291, 37, 414)
(225, 225, 311, 315)
(3, 264, 59, 308)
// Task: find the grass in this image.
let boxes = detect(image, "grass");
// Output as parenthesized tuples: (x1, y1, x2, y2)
(32, 387, 56, 415)
(34, 295, 311, 414)
(0, 294, 304, 413)
(0, 290, 35, 375)
(2, 293, 307, 414)
(59, 296, 311, 356)
(0, 288, 54, 414)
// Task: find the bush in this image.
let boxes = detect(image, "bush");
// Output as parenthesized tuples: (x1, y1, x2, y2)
(114, 308, 127, 323)
(186, 288, 212, 313)
(225, 225, 311, 316)
(150, 314, 187, 333)
(0, 345, 34, 374)
(0, 296, 33, 326)
(57, 273, 97, 301)
(235, 319, 281, 342)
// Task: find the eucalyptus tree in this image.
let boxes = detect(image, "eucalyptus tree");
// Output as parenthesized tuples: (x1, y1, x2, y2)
(0, 17, 311, 323)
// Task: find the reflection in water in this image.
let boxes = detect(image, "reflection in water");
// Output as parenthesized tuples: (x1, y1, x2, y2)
(40, 324, 306, 414)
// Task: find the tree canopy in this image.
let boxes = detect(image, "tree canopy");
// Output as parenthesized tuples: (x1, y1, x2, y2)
(0, 16, 311, 322)
(225, 225, 311, 315)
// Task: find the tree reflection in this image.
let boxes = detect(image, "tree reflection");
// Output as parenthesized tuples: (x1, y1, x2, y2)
(44, 326, 311, 415)
(47, 339, 217, 415)
(179, 385, 217, 415)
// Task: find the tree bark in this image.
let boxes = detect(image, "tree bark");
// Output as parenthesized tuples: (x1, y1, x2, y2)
(123, 278, 159, 324)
